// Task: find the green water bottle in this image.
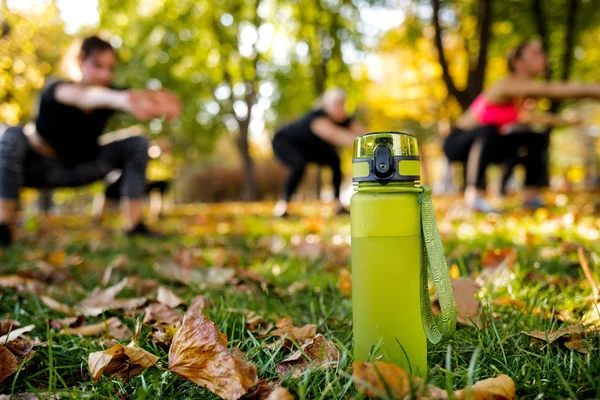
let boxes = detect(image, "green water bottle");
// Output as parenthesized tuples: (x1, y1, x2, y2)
(351, 132, 456, 379)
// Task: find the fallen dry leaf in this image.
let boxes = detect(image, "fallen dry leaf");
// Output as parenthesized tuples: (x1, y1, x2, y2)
(480, 247, 517, 270)
(88, 342, 159, 381)
(353, 361, 420, 398)
(521, 322, 596, 354)
(353, 361, 516, 400)
(186, 295, 208, 317)
(0, 324, 35, 343)
(154, 260, 236, 287)
(338, 269, 352, 296)
(168, 315, 258, 400)
(521, 322, 585, 344)
(241, 380, 294, 400)
(265, 387, 294, 400)
(149, 322, 179, 346)
(433, 279, 480, 327)
(143, 303, 183, 325)
(0, 320, 20, 336)
(79, 278, 127, 307)
(0, 345, 19, 384)
(157, 286, 184, 308)
(270, 318, 317, 340)
(46, 249, 65, 266)
(284, 281, 309, 295)
(0, 275, 45, 294)
(49, 316, 85, 330)
(454, 374, 516, 400)
(276, 334, 339, 378)
(127, 276, 159, 296)
(57, 317, 131, 340)
(5, 336, 41, 359)
(39, 295, 75, 315)
(491, 297, 546, 317)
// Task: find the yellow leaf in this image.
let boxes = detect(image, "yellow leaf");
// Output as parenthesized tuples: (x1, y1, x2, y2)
(449, 263, 460, 279)
(454, 374, 516, 400)
(338, 269, 352, 296)
(46, 249, 65, 266)
(168, 315, 258, 400)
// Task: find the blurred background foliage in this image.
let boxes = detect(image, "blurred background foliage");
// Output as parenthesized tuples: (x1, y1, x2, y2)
(2, 0, 600, 202)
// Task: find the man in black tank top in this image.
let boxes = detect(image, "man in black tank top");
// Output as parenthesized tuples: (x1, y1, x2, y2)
(272, 88, 366, 217)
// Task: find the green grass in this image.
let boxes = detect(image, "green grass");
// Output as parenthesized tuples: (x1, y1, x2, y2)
(1, 198, 600, 399)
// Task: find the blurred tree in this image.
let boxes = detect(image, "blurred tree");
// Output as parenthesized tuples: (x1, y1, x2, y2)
(98, 0, 369, 199)
(0, 1, 68, 125)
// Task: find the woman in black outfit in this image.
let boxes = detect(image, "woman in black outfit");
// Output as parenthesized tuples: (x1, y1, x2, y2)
(272, 88, 365, 217)
(0, 36, 180, 246)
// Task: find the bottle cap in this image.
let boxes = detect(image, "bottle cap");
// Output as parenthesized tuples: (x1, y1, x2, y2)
(352, 132, 420, 185)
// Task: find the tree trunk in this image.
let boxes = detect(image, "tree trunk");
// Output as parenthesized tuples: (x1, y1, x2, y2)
(236, 81, 260, 201)
(532, 0, 580, 186)
(431, 0, 493, 110)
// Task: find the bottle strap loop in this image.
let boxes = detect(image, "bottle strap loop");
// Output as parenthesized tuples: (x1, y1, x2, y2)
(418, 186, 456, 344)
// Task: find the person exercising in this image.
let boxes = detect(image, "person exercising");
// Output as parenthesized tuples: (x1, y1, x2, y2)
(271, 88, 366, 217)
(0, 35, 181, 246)
(444, 39, 595, 211)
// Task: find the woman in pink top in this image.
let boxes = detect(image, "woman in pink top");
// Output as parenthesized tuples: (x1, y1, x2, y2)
(444, 39, 598, 211)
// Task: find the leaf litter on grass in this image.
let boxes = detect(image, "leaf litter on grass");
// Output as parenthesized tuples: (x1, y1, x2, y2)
(6, 197, 600, 398)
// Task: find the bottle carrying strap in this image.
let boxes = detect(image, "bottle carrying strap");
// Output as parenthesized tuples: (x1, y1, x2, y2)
(418, 186, 457, 344)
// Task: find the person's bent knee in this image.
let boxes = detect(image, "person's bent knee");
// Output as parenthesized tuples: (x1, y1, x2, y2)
(0, 127, 28, 153)
(123, 135, 149, 156)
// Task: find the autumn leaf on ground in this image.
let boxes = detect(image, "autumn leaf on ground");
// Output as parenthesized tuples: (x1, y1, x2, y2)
(0, 275, 45, 294)
(241, 380, 294, 400)
(126, 276, 159, 296)
(454, 374, 516, 400)
(186, 295, 208, 317)
(480, 247, 517, 270)
(521, 322, 596, 353)
(0, 324, 35, 343)
(39, 295, 76, 315)
(57, 317, 131, 340)
(79, 278, 148, 316)
(168, 315, 258, 400)
(276, 334, 339, 378)
(88, 343, 159, 381)
(149, 322, 179, 346)
(0, 345, 19, 384)
(353, 361, 516, 400)
(352, 361, 422, 398)
(269, 318, 317, 340)
(157, 286, 184, 308)
(5, 335, 41, 360)
(143, 303, 183, 325)
(432, 279, 480, 327)
(46, 249, 65, 267)
(49, 316, 85, 330)
(338, 269, 352, 296)
(491, 297, 547, 317)
(154, 260, 236, 287)
(0, 320, 20, 335)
